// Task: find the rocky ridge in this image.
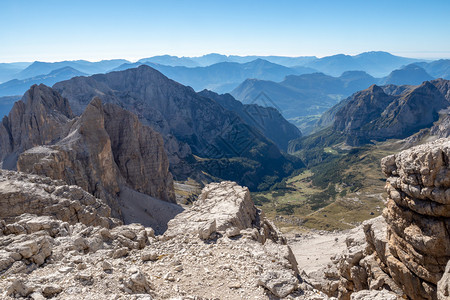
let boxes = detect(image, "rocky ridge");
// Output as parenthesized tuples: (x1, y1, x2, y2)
(0, 173, 330, 299)
(334, 80, 450, 146)
(0, 84, 175, 220)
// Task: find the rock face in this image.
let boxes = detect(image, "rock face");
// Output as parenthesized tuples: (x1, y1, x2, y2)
(0, 176, 316, 299)
(333, 81, 450, 145)
(0, 84, 175, 220)
(53, 65, 303, 190)
(165, 181, 290, 247)
(0, 84, 73, 169)
(438, 260, 450, 300)
(198, 89, 302, 151)
(0, 170, 120, 229)
(380, 138, 450, 299)
(322, 139, 450, 299)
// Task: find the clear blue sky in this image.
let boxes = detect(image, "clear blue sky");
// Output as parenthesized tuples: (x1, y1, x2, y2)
(1, 0, 450, 62)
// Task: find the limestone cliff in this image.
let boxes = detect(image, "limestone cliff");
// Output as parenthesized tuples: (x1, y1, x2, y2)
(0, 84, 73, 169)
(0, 85, 175, 221)
(16, 97, 175, 217)
(380, 138, 450, 299)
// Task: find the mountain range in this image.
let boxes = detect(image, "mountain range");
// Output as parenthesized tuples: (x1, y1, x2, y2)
(112, 59, 311, 93)
(51, 65, 303, 190)
(289, 79, 450, 156)
(15, 59, 129, 79)
(231, 63, 443, 134)
(0, 52, 442, 96)
(136, 51, 421, 77)
(0, 66, 87, 97)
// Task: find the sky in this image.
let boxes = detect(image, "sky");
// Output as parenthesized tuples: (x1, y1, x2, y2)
(1, 0, 450, 62)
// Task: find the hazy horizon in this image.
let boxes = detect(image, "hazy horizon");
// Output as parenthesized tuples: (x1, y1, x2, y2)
(1, 51, 448, 65)
(2, 0, 450, 63)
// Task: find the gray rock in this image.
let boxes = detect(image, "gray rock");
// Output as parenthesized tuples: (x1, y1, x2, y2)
(125, 269, 151, 293)
(6, 279, 33, 297)
(350, 289, 398, 300)
(258, 270, 298, 298)
(112, 247, 129, 259)
(141, 250, 158, 262)
(42, 284, 62, 297)
(438, 260, 450, 300)
(0, 170, 119, 228)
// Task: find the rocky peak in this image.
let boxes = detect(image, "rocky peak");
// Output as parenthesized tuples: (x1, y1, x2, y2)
(23, 84, 73, 118)
(0, 85, 176, 223)
(366, 84, 385, 94)
(333, 84, 393, 135)
(432, 78, 450, 101)
(0, 84, 73, 169)
(16, 96, 175, 219)
(198, 89, 302, 151)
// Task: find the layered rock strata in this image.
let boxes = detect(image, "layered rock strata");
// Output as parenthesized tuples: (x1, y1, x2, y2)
(380, 138, 450, 299)
(0, 84, 175, 220)
(306, 139, 450, 300)
(317, 139, 450, 299)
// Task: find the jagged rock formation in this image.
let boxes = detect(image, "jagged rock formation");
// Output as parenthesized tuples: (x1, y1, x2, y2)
(311, 139, 450, 299)
(0, 84, 73, 169)
(165, 181, 293, 250)
(334, 81, 450, 146)
(53, 65, 303, 190)
(0, 175, 327, 299)
(0, 84, 176, 221)
(290, 79, 450, 154)
(17, 98, 175, 206)
(380, 138, 450, 299)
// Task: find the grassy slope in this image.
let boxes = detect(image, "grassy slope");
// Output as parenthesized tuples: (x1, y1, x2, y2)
(254, 142, 398, 232)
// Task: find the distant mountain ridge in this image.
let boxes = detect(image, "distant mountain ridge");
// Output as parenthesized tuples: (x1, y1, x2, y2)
(380, 64, 434, 85)
(231, 71, 378, 134)
(16, 59, 129, 79)
(231, 64, 436, 134)
(113, 59, 309, 93)
(0, 66, 87, 97)
(138, 53, 318, 67)
(414, 59, 450, 79)
(136, 51, 422, 76)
